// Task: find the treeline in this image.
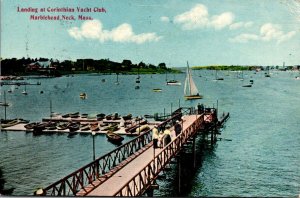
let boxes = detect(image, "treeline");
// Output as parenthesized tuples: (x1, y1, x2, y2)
(0, 57, 175, 76)
(193, 65, 259, 70)
(192, 65, 298, 71)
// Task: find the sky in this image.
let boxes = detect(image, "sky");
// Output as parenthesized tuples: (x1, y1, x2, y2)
(1, 0, 300, 67)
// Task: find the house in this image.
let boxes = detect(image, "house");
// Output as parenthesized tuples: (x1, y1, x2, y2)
(26, 61, 56, 71)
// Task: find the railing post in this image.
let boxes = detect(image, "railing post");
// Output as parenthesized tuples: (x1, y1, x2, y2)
(192, 135, 196, 169)
(177, 153, 181, 195)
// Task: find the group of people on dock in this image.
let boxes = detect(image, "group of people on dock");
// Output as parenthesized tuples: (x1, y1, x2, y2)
(152, 119, 182, 149)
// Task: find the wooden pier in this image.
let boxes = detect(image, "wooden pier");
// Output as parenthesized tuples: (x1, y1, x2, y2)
(38, 107, 229, 196)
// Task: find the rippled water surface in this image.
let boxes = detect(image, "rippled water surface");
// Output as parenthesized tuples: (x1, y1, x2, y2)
(0, 70, 299, 196)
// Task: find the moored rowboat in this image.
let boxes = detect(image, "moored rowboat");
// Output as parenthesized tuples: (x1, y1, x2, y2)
(106, 131, 124, 144)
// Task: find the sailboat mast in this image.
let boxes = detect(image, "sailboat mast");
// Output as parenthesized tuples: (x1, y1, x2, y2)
(187, 61, 192, 95)
(4, 91, 7, 120)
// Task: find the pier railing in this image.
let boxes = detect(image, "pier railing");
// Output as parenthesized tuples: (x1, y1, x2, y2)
(113, 113, 204, 196)
(43, 108, 188, 196)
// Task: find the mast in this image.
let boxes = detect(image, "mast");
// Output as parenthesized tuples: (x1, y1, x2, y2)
(187, 61, 192, 95)
(4, 91, 7, 120)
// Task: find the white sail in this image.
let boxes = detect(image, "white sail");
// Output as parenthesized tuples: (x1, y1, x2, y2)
(184, 62, 199, 96)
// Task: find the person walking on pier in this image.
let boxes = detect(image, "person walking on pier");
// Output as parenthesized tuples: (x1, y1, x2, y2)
(163, 125, 172, 147)
(158, 130, 164, 148)
(152, 125, 159, 149)
(174, 120, 182, 136)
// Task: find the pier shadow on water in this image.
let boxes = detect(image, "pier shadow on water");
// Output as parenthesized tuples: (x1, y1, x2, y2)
(0, 167, 15, 195)
(153, 133, 217, 197)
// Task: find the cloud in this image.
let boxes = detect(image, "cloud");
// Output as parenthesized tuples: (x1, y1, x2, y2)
(229, 21, 253, 30)
(173, 4, 209, 30)
(173, 4, 235, 30)
(160, 16, 170, 23)
(68, 19, 162, 44)
(210, 12, 235, 29)
(229, 33, 259, 43)
(229, 23, 296, 43)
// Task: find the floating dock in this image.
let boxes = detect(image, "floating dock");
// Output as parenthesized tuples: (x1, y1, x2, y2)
(1, 114, 157, 136)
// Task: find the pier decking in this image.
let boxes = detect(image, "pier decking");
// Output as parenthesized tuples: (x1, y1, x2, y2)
(41, 107, 229, 196)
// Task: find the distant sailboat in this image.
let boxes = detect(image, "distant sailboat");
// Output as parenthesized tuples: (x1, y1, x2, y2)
(136, 68, 140, 83)
(22, 85, 28, 95)
(115, 73, 120, 85)
(215, 70, 224, 80)
(184, 61, 202, 100)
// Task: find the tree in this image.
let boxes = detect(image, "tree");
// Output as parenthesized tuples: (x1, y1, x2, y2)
(121, 59, 132, 71)
(138, 62, 146, 68)
(158, 63, 166, 70)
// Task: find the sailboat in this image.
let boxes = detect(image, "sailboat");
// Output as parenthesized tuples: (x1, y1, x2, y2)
(22, 85, 28, 95)
(115, 73, 120, 85)
(265, 66, 271, 77)
(215, 70, 224, 80)
(184, 61, 202, 100)
(136, 68, 140, 83)
(135, 68, 140, 89)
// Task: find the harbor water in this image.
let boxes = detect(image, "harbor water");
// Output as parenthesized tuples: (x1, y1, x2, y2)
(0, 70, 299, 196)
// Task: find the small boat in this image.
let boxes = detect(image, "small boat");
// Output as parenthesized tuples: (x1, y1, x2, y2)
(81, 113, 88, 118)
(184, 61, 203, 100)
(112, 112, 120, 120)
(24, 122, 38, 130)
(0, 102, 9, 107)
(80, 124, 90, 131)
(152, 88, 162, 92)
(125, 120, 147, 133)
(61, 114, 69, 118)
(135, 85, 140, 89)
(102, 124, 119, 132)
(242, 84, 252, 87)
(89, 122, 99, 131)
(96, 113, 105, 121)
(166, 80, 181, 86)
(56, 122, 69, 130)
(105, 114, 112, 120)
(80, 93, 87, 99)
(69, 112, 80, 118)
(33, 122, 46, 132)
(45, 121, 57, 130)
(144, 114, 154, 119)
(101, 79, 106, 82)
(99, 122, 109, 127)
(135, 124, 150, 134)
(67, 122, 80, 132)
(106, 131, 124, 144)
(0, 119, 20, 128)
(122, 114, 132, 120)
(166, 69, 181, 86)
